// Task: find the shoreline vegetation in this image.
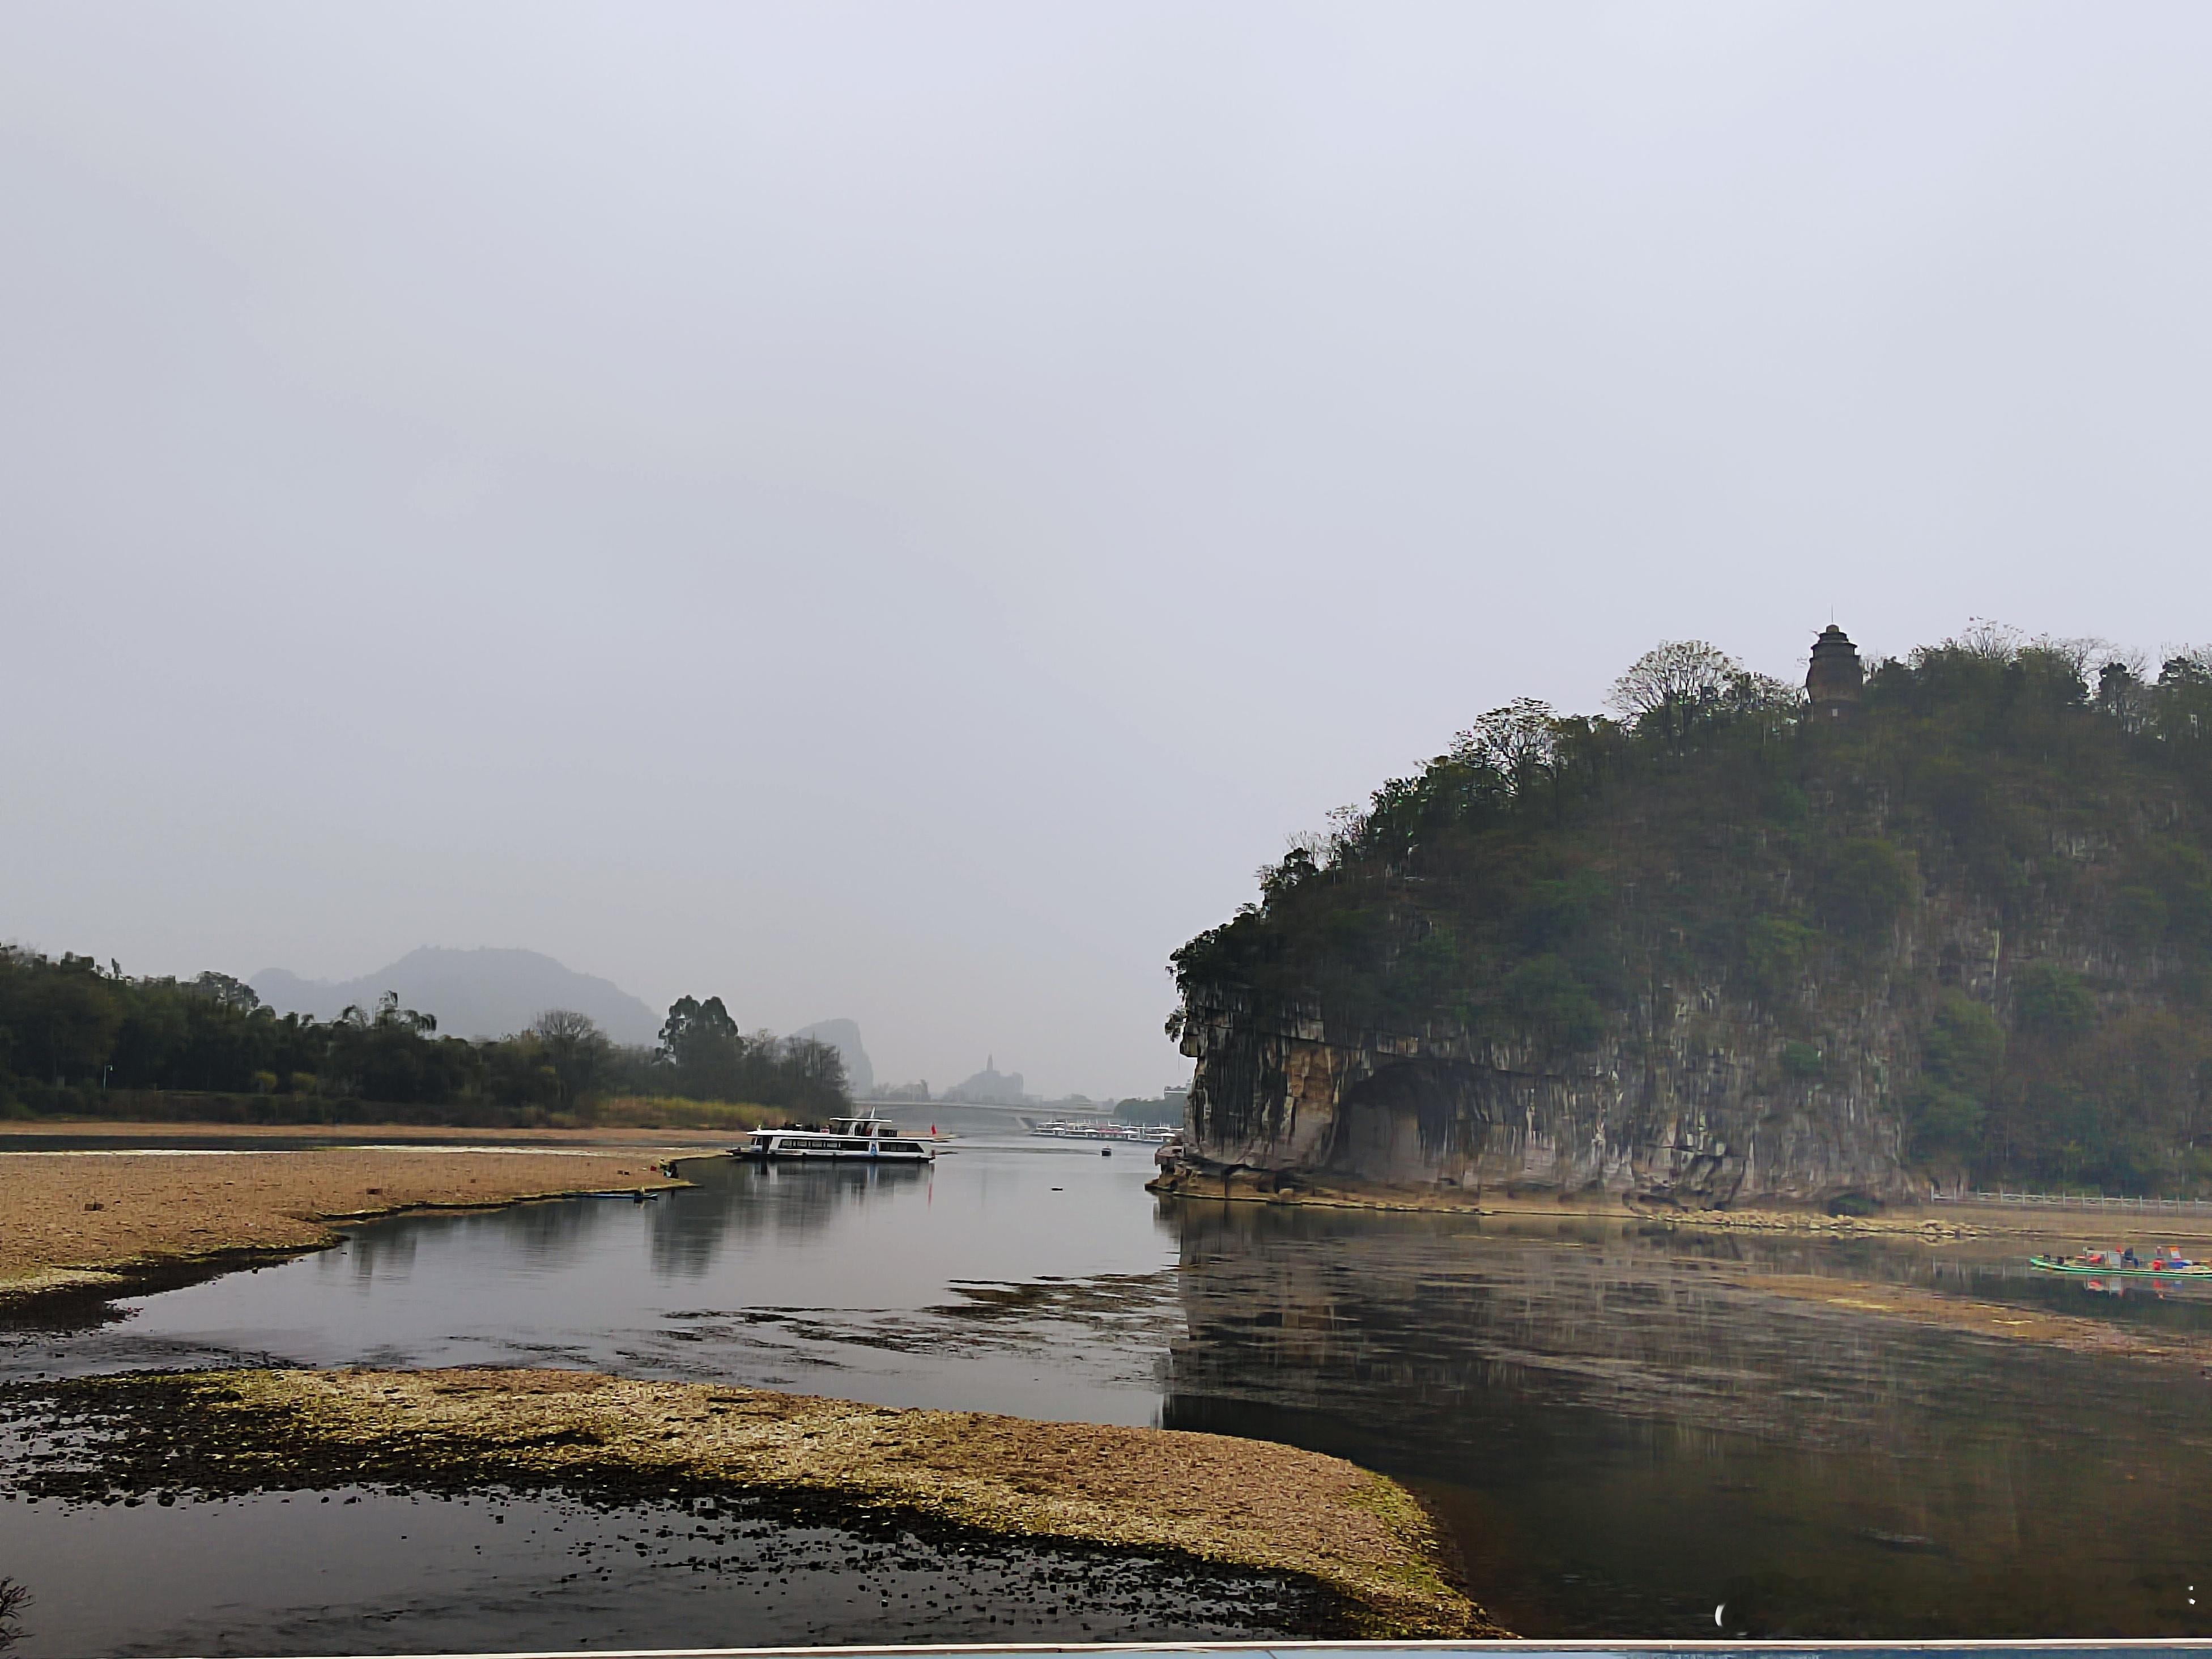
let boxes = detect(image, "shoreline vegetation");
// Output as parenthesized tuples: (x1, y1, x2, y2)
(2, 1084, 792, 1134)
(0, 950, 845, 1129)
(8, 1367, 1490, 1639)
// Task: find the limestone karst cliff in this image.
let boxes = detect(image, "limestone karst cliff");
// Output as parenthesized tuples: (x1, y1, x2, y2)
(1158, 630, 2212, 1207)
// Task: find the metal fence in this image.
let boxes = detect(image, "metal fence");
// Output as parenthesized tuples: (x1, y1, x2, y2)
(1934, 1189, 2212, 1215)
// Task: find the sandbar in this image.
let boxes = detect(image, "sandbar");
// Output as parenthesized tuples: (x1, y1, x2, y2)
(0, 1143, 685, 1294)
(23, 1366, 1491, 1637)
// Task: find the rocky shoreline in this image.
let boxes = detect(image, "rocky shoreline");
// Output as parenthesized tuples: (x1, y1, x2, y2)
(1147, 1161, 1979, 1236)
(1149, 1160, 2212, 1243)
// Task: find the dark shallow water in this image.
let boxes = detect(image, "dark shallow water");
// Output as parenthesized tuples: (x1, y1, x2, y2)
(5, 1135, 2212, 1649)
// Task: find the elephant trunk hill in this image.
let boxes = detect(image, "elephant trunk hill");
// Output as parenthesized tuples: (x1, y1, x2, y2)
(1160, 628, 2212, 1209)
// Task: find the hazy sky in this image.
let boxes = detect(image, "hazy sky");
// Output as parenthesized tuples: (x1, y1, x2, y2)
(5, 3, 2209, 1096)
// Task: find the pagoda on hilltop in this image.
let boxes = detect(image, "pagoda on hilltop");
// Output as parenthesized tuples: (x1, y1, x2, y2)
(1806, 623, 1863, 721)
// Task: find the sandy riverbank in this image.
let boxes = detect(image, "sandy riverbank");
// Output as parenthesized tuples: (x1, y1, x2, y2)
(20, 1366, 1488, 1637)
(0, 1143, 688, 1296)
(0, 1118, 732, 1147)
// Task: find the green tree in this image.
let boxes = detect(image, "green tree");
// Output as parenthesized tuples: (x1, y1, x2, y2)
(1817, 839, 1915, 943)
(20, 956, 121, 1084)
(1499, 955, 1605, 1052)
(2014, 962, 2095, 1038)
(1908, 993, 2005, 1157)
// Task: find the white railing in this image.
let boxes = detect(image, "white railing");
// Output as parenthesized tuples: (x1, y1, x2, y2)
(1934, 1189, 2212, 1214)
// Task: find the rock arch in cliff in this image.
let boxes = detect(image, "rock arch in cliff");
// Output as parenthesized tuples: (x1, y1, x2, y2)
(1324, 1058, 1495, 1184)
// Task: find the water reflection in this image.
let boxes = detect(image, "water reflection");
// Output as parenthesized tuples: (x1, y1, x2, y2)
(0, 1141, 1177, 1424)
(645, 1163, 931, 1279)
(1159, 1201, 2212, 1637)
(7, 1142, 2212, 1637)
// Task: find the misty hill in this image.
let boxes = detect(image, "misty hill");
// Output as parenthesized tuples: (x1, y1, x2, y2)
(252, 947, 661, 1045)
(1169, 628, 2212, 1203)
(789, 1018, 873, 1097)
(942, 1060, 1025, 1104)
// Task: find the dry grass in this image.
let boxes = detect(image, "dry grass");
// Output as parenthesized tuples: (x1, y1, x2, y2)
(207, 1367, 1492, 1636)
(0, 1148, 682, 1291)
(584, 1096, 789, 1131)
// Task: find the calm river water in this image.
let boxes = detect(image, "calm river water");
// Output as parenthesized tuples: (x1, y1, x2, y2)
(6, 1133, 2212, 1650)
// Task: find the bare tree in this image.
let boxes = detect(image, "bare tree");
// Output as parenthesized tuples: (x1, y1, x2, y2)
(1606, 640, 1743, 742)
(1949, 616, 2024, 659)
(1449, 697, 1559, 787)
(530, 1009, 609, 1108)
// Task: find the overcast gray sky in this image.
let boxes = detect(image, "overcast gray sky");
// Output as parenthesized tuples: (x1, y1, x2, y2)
(3, 2, 2208, 1097)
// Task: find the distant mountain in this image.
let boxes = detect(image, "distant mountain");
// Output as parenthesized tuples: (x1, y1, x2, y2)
(788, 1018, 873, 1097)
(251, 947, 662, 1046)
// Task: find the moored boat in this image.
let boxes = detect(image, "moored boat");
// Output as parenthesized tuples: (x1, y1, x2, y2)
(2028, 1252, 2212, 1278)
(729, 1114, 936, 1164)
(1027, 1120, 1172, 1143)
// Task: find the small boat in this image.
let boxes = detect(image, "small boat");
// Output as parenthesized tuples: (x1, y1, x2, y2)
(2028, 1253, 2212, 1278)
(729, 1114, 936, 1164)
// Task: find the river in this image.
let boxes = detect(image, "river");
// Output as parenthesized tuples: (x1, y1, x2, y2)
(4, 1133, 2211, 1651)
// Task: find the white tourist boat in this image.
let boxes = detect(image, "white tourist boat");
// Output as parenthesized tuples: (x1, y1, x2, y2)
(1028, 1120, 1179, 1143)
(729, 1114, 937, 1164)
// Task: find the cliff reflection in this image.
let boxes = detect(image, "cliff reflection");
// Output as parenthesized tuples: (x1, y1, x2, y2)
(1159, 1200, 2212, 1637)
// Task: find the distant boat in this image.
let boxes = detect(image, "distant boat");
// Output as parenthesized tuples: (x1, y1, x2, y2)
(1028, 1120, 1176, 1143)
(730, 1114, 935, 1164)
(2029, 1253, 2212, 1278)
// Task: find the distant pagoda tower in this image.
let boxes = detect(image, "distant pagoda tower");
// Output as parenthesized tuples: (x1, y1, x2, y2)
(1806, 623, 1864, 721)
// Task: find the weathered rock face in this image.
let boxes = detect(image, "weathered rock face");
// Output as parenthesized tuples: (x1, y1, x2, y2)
(1163, 635, 2212, 1205)
(1169, 980, 1920, 1207)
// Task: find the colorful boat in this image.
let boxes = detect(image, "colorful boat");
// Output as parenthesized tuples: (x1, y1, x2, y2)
(2028, 1253, 2212, 1278)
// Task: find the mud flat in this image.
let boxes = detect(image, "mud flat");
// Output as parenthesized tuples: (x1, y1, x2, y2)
(0, 1146, 684, 1299)
(2, 1366, 1491, 1639)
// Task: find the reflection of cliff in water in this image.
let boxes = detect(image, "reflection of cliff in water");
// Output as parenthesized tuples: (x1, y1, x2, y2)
(1159, 1201, 2212, 1638)
(645, 1158, 929, 1280)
